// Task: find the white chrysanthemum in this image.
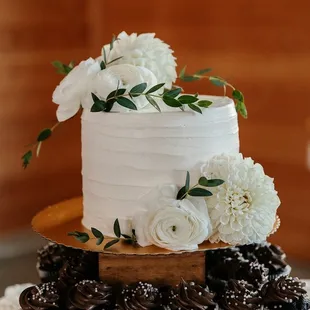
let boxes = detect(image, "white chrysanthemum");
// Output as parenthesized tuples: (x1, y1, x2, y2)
(201, 154, 280, 245)
(102, 31, 177, 89)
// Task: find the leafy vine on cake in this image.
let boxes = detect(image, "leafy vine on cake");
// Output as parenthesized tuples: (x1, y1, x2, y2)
(21, 31, 246, 168)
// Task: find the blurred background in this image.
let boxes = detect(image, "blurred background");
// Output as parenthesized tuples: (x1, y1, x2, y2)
(0, 0, 310, 293)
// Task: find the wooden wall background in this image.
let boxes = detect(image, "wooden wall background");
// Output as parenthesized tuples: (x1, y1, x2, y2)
(0, 0, 309, 260)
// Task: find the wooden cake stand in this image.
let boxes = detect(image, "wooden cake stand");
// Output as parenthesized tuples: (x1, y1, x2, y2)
(31, 197, 235, 285)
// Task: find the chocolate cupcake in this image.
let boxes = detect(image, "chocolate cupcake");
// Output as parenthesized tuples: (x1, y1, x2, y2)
(238, 243, 290, 279)
(253, 244, 290, 279)
(167, 279, 217, 310)
(116, 282, 162, 310)
(207, 254, 268, 293)
(36, 243, 68, 283)
(19, 282, 60, 309)
(260, 276, 310, 310)
(66, 279, 113, 310)
(218, 279, 262, 310)
(57, 252, 98, 292)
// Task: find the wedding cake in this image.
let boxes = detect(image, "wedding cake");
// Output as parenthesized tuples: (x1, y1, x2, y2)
(81, 96, 239, 237)
(14, 31, 309, 310)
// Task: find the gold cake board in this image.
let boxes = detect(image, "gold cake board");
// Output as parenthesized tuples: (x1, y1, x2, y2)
(32, 197, 230, 285)
(32, 197, 229, 255)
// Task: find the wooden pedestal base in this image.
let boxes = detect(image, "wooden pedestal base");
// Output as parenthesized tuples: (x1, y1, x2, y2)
(99, 251, 206, 286)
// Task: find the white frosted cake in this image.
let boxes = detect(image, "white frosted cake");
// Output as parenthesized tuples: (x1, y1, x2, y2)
(21, 30, 280, 251)
(81, 96, 239, 236)
(18, 30, 300, 310)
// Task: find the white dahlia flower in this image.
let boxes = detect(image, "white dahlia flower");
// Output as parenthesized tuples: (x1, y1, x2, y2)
(201, 154, 280, 245)
(133, 184, 212, 251)
(102, 31, 177, 89)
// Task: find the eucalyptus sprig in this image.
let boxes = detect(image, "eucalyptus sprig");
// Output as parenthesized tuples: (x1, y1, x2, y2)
(68, 218, 137, 250)
(52, 60, 75, 75)
(178, 66, 247, 119)
(21, 122, 59, 169)
(90, 82, 213, 114)
(176, 171, 224, 200)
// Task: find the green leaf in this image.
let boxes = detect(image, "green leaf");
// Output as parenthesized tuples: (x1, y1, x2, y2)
(188, 188, 213, 197)
(104, 239, 119, 250)
(107, 56, 123, 65)
(179, 65, 187, 78)
(185, 171, 190, 191)
(146, 83, 165, 94)
(162, 95, 182, 108)
(116, 97, 137, 110)
(176, 186, 187, 200)
(232, 89, 244, 102)
(195, 68, 212, 76)
(113, 219, 121, 237)
(91, 93, 100, 102)
(68, 231, 90, 243)
(91, 101, 106, 112)
(91, 227, 103, 238)
(51, 60, 74, 75)
(197, 100, 213, 108)
(130, 83, 147, 97)
(178, 95, 199, 104)
(146, 95, 161, 112)
(209, 76, 226, 87)
(181, 75, 200, 82)
(121, 234, 132, 239)
(198, 177, 225, 187)
(100, 61, 106, 70)
(22, 150, 32, 169)
(106, 88, 126, 101)
(164, 88, 182, 98)
(188, 104, 202, 114)
(37, 128, 52, 142)
(236, 100, 248, 119)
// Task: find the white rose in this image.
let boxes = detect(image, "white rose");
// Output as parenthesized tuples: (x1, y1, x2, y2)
(133, 185, 212, 251)
(83, 64, 158, 112)
(52, 57, 101, 121)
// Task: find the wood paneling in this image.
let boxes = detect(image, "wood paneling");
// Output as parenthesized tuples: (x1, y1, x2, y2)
(0, 0, 309, 260)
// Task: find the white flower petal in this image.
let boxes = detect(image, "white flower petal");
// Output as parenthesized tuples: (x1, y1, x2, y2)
(202, 153, 280, 245)
(102, 31, 177, 89)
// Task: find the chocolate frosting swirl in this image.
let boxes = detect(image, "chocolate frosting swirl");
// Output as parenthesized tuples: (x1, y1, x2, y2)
(253, 244, 287, 272)
(238, 260, 269, 287)
(66, 280, 112, 310)
(19, 282, 60, 309)
(58, 253, 98, 290)
(218, 280, 262, 310)
(117, 282, 162, 310)
(37, 243, 67, 281)
(209, 254, 268, 287)
(261, 276, 307, 305)
(168, 279, 217, 310)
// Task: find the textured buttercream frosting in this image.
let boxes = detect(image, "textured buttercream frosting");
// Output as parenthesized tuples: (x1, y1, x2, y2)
(81, 95, 239, 236)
